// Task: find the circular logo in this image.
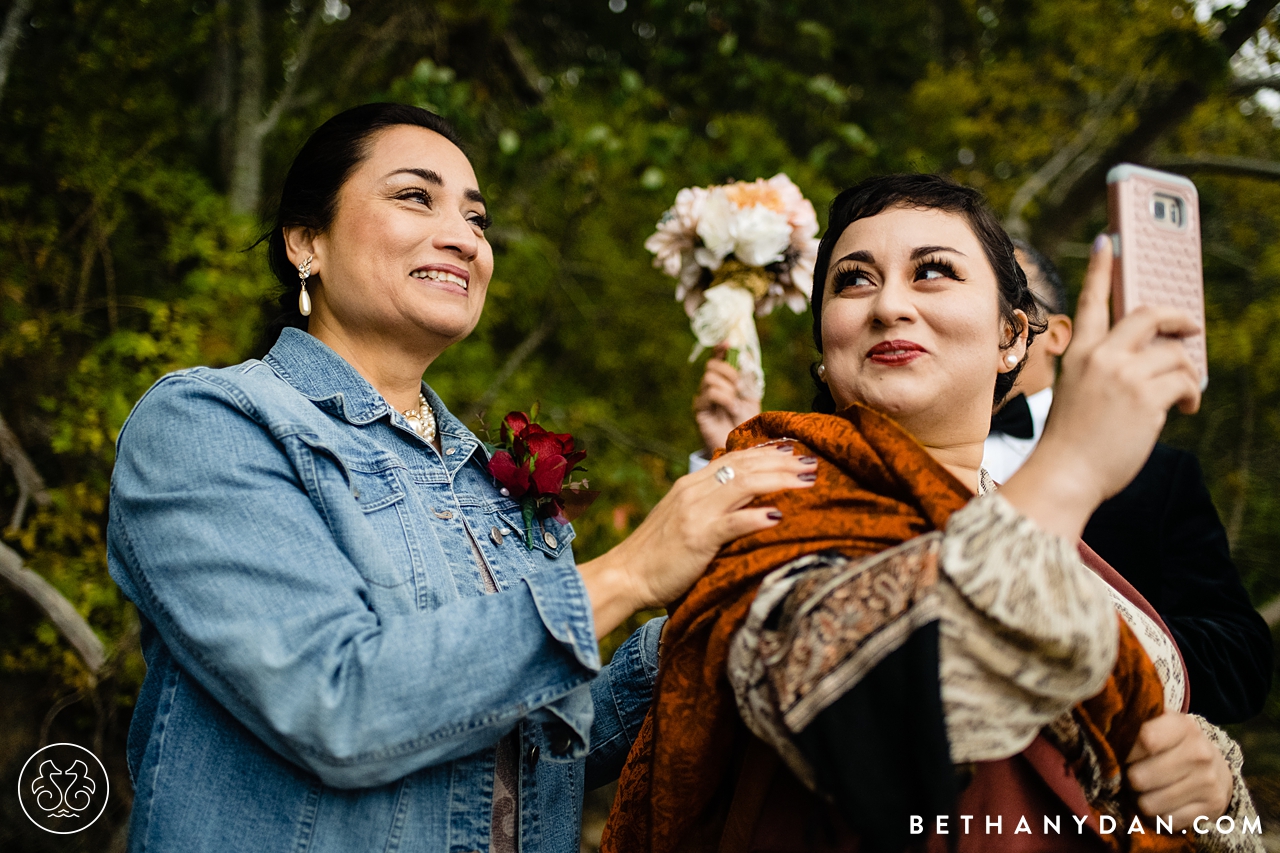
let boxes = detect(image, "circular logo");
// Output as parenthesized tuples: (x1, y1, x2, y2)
(17, 742, 109, 834)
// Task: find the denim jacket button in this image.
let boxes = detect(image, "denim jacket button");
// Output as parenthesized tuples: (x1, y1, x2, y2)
(490, 526, 504, 546)
(526, 743, 540, 766)
(444, 447, 456, 456)
(542, 531, 558, 549)
(548, 726, 574, 757)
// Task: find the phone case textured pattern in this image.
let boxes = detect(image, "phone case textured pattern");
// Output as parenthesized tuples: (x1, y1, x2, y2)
(1108, 173, 1207, 385)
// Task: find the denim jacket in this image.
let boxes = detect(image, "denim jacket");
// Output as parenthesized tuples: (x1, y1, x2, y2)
(108, 327, 662, 853)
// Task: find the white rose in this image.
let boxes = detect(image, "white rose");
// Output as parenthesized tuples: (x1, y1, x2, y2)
(694, 188, 736, 269)
(730, 205, 792, 268)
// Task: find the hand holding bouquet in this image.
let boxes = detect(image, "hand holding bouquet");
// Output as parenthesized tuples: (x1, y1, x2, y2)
(645, 174, 819, 399)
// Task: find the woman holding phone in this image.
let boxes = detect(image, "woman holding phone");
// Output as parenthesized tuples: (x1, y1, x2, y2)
(606, 174, 1257, 853)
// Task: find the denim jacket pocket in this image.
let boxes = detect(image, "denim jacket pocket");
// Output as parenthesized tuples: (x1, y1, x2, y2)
(346, 468, 418, 590)
(488, 504, 576, 561)
(290, 434, 415, 590)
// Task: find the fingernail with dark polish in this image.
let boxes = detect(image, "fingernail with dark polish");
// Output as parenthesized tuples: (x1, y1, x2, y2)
(767, 511, 784, 520)
(775, 444, 793, 451)
(798, 471, 817, 481)
(799, 455, 818, 464)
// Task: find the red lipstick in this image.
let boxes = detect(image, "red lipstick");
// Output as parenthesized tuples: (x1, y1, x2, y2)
(866, 339, 926, 366)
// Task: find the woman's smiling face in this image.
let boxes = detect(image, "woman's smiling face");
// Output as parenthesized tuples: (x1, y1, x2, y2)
(819, 205, 1025, 443)
(305, 123, 494, 352)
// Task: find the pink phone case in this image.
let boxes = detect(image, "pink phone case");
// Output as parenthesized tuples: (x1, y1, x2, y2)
(1106, 163, 1208, 389)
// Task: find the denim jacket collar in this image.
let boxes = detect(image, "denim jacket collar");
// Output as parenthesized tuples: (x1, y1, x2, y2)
(264, 328, 391, 426)
(263, 327, 486, 474)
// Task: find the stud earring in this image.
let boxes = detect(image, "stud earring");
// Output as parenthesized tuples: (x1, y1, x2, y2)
(298, 256, 313, 317)
(1005, 353, 1018, 367)
(816, 363, 827, 381)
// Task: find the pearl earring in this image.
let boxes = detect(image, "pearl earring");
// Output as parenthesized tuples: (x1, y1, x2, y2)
(298, 256, 313, 317)
(816, 363, 827, 381)
(1005, 354, 1018, 367)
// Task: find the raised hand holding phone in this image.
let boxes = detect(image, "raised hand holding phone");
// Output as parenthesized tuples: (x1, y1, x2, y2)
(1107, 163, 1208, 389)
(999, 232, 1202, 541)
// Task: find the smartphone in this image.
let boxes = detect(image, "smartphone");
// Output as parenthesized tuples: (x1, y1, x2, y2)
(1106, 163, 1208, 389)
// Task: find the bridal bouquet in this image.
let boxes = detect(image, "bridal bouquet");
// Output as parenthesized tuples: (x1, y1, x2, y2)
(645, 174, 819, 399)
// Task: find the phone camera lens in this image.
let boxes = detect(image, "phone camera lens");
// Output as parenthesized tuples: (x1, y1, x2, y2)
(1154, 201, 1166, 220)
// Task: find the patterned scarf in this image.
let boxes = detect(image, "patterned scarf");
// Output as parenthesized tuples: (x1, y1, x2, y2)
(603, 405, 971, 853)
(602, 404, 1189, 853)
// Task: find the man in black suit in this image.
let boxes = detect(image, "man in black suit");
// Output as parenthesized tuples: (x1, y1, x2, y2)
(988, 241, 1272, 725)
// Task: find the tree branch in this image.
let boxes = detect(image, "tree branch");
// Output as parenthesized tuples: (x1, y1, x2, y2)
(0, 541, 106, 675)
(1229, 73, 1280, 94)
(1005, 75, 1136, 237)
(1030, 0, 1280, 248)
(256, 1, 327, 137)
(0, 0, 33, 108)
(1151, 152, 1280, 180)
(0, 410, 50, 532)
(332, 12, 404, 99)
(502, 32, 546, 102)
(463, 313, 559, 423)
(588, 417, 685, 466)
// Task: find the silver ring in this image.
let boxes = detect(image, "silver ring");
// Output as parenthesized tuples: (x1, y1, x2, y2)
(714, 465, 735, 485)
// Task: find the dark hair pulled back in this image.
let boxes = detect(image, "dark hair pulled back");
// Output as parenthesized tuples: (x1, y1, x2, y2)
(809, 173, 1046, 413)
(1011, 237, 1068, 315)
(259, 103, 464, 348)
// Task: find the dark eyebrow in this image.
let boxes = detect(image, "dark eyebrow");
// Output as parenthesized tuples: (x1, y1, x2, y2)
(384, 168, 486, 208)
(385, 167, 443, 185)
(911, 245, 965, 260)
(833, 250, 875, 265)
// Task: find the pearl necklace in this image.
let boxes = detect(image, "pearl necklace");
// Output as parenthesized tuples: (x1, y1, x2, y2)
(402, 393, 437, 443)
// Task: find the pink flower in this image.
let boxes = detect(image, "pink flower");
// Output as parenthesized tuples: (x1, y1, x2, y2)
(645, 186, 709, 278)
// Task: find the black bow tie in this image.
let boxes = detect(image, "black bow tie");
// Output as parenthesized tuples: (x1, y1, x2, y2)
(990, 393, 1035, 439)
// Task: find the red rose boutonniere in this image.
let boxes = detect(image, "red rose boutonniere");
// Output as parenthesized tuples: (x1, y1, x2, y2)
(485, 408, 598, 550)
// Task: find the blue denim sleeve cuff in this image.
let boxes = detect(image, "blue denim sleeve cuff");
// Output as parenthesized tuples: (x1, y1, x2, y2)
(636, 612, 663, 686)
(584, 615, 666, 789)
(521, 557, 602, 673)
(527, 683, 594, 763)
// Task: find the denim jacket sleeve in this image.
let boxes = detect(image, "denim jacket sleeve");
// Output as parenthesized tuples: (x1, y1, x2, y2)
(585, 615, 664, 790)
(108, 373, 602, 789)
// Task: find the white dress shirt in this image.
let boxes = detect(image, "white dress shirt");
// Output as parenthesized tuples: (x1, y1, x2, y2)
(981, 386, 1054, 484)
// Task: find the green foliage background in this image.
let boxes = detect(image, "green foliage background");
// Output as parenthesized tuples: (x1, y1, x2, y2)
(2, 0, 1280, 847)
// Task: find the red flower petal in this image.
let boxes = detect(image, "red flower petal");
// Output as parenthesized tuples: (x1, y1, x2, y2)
(488, 451, 532, 498)
(525, 431, 566, 461)
(500, 412, 531, 445)
(531, 455, 568, 496)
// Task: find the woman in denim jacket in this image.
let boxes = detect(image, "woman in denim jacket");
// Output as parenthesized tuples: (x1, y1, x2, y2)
(106, 104, 817, 853)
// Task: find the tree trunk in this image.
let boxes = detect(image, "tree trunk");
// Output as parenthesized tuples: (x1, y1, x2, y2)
(0, 0, 33, 108)
(228, 0, 265, 216)
(1225, 371, 1254, 549)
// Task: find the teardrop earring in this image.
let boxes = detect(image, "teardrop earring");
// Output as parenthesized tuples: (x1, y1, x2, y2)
(298, 256, 313, 317)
